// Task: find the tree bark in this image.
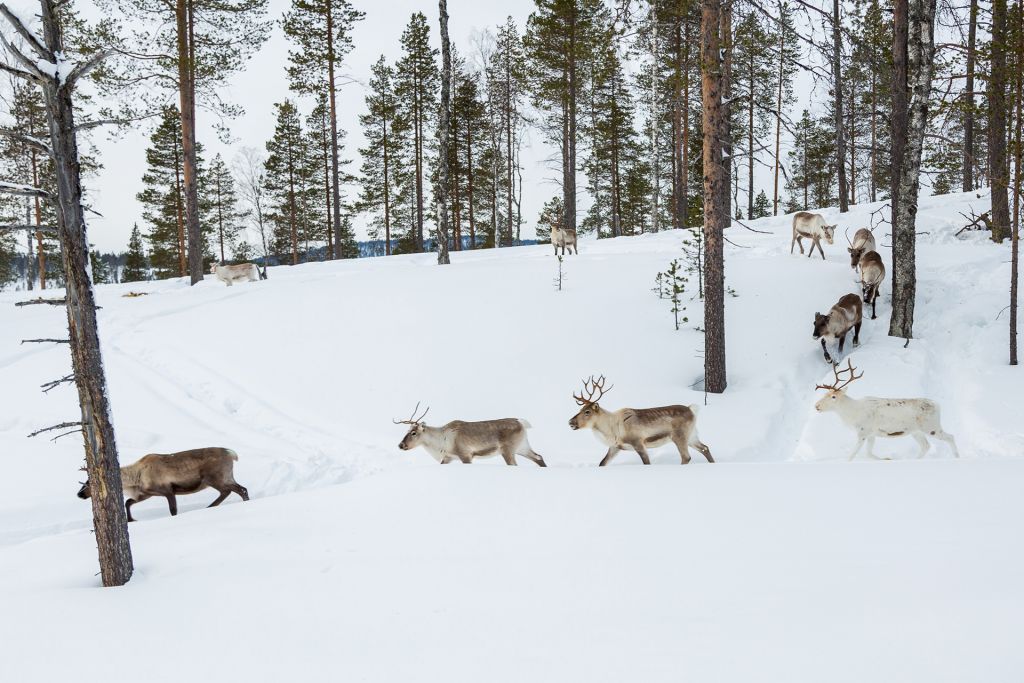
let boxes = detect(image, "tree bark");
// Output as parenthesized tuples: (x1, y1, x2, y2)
(436, 0, 451, 265)
(38, 0, 133, 585)
(702, 0, 727, 394)
(963, 0, 977, 192)
(326, 2, 345, 260)
(889, 0, 937, 339)
(720, 0, 732, 225)
(176, 0, 202, 284)
(773, 8, 784, 216)
(990, 0, 1011, 242)
(1011, 0, 1021, 365)
(832, 0, 848, 213)
(650, 9, 660, 233)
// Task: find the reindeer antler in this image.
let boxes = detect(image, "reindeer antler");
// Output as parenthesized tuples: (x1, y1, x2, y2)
(573, 375, 613, 406)
(393, 401, 430, 425)
(845, 227, 852, 246)
(815, 359, 864, 392)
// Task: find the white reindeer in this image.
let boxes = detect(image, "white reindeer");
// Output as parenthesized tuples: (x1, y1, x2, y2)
(790, 211, 837, 260)
(814, 361, 960, 460)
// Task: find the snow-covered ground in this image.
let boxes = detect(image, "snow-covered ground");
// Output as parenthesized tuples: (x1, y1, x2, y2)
(1, 191, 1021, 681)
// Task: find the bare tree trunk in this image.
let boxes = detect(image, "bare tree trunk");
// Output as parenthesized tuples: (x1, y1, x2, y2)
(326, 2, 344, 260)
(682, 17, 690, 228)
(832, 0, 848, 213)
(436, 0, 451, 265)
(566, 19, 578, 234)
(1011, 0, 1021, 365)
(720, 0, 732, 225)
(466, 124, 475, 249)
(773, 7, 784, 216)
(10, 0, 134, 586)
(672, 19, 682, 230)
(31, 150, 46, 289)
(382, 117, 392, 255)
(702, 0, 727, 394)
(176, 0, 202, 284)
(650, 9, 660, 233)
(747, 47, 754, 218)
(964, 0, 977, 192)
(870, 69, 877, 202)
(990, 0, 1011, 242)
(889, 0, 937, 339)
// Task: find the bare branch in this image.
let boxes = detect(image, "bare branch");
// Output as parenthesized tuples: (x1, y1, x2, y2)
(15, 296, 65, 307)
(41, 374, 74, 393)
(0, 30, 47, 80)
(0, 127, 51, 155)
(27, 421, 83, 439)
(64, 49, 115, 88)
(21, 338, 70, 344)
(0, 4, 51, 60)
(0, 183, 50, 200)
(0, 224, 56, 233)
(0, 61, 37, 82)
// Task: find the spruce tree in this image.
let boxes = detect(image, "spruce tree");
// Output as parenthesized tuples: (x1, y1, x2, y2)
(395, 12, 439, 253)
(770, 1, 800, 215)
(208, 154, 247, 263)
(733, 10, 774, 219)
(122, 224, 150, 282)
(452, 63, 488, 249)
(264, 100, 316, 264)
(490, 17, 528, 245)
(358, 56, 403, 255)
(137, 107, 191, 279)
(282, 0, 364, 260)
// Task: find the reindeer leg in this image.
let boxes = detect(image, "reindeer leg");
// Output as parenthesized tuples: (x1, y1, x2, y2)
(165, 494, 178, 517)
(913, 433, 931, 458)
(230, 483, 249, 501)
(672, 437, 692, 464)
(933, 430, 960, 458)
(631, 443, 652, 465)
(821, 338, 833, 364)
(521, 449, 547, 467)
(598, 447, 621, 467)
(838, 331, 846, 354)
(818, 240, 826, 260)
(853, 322, 861, 347)
(456, 451, 473, 464)
(500, 447, 518, 466)
(208, 490, 231, 507)
(848, 435, 866, 460)
(871, 287, 878, 320)
(124, 493, 151, 523)
(691, 440, 714, 463)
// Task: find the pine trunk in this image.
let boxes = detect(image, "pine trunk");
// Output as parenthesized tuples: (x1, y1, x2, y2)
(327, 3, 344, 260)
(466, 122, 476, 248)
(702, 0, 728, 394)
(964, 0, 977, 192)
(177, 0, 202, 285)
(773, 13, 784, 216)
(720, 0, 732, 224)
(1011, 0, 1021, 365)
(889, 0, 937, 339)
(990, 0, 1011, 242)
(650, 12, 660, 233)
(436, 0, 451, 265)
(832, 0, 849, 213)
(39, 0, 133, 586)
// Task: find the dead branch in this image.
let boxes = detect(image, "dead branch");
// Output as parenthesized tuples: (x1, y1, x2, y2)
(1, 224, 57, 233)
(27, 421, 83, 439)
(21, 338, 70, 344)
(41, 374, 74, 393)
(0, 184, 51, 200)
(955, 209, 992, 236)
(0, 5, 52, 61)
(15, 297, 66, 307)
(730, 216, 773, 234)
(0, 127, 52, 156)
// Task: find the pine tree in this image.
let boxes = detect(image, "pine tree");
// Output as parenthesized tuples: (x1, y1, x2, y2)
(490, 17, 528, 245)
(122, 224, 150, 282)
(535, 195, 564, 243)
(732, 9, 774, 219)
(264, 100, 316, 264)
(785, 110, 837, 211)
(849, 0, 893, 203)
(395, 12, 439, 253)
(95, 0, 272, 285)
(770, 0, 800, 215)
(208, 154, 247, 263)
(525, 0, 603, 236)
(282, 0, 364, 260)
(451, 55, 488, 249)
(751, 190, 771, 219)
(359, 56, 403, 255)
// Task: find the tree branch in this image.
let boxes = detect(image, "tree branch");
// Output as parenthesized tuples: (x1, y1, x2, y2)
(64, 49, 114, 88)
(27, 421, 83, 439)
(15, 297, 65, 306)
(21, 338, 70, 344)
(0, 60, 38, 82)
(0, 4, 52, 61)
(41, 374, 75, 393)
(0, 127, 51, 155)
(0, 224, 56, 233)
(0, 183, 50, 200)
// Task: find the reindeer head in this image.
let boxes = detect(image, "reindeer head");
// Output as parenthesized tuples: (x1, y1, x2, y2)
(845, 228, 864, 268)
(822, 225, 837, 245)
(814, 360, 863, 411)
(568, 376, 613, 430)
(77, 480, 91, 499)
(209, 263, 219, 274)
(394, 402, 430, 451)
(812, 312, 830, 340)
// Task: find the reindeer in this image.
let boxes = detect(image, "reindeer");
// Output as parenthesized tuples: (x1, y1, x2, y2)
(813, 293, 863, 364)
(77, 447, 249, 522)
(567, 376, 713, 466)
(857, 250, 885, 320)
(394, 403, 546, 466)
(210, 262, 264, 286)
(814, 361, 960, 460)
(551, 223, 578, 256)
(845, 228, 877, 269)
(790, 211, 837, 260)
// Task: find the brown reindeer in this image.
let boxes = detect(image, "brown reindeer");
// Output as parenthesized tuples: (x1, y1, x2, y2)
(77, 447, 249, 521)
(857, 250, 885, 320)
(813, 293, 863, 364)
(790, 211, 837, 260)
(845, 227, 877, 269)
(395, 403, 546, 466)
(568, 376, 713, 466)
(551, 223, 578, 256)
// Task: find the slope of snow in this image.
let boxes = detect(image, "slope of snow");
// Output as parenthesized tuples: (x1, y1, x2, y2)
(0, 190, 1021, 680)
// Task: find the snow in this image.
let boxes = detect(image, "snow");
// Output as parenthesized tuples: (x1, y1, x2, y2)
(0, 190, 1021, 680)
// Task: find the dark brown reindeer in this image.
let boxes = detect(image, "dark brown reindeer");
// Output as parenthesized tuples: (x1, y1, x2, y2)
(78, 447, 249, 522)
(568, 376, 713, 466)
(813, 293, 863, 364)
(395, 403, 546, 466)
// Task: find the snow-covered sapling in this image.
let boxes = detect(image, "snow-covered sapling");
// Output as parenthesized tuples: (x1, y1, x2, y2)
(814, 361, 960, 460)
(553, 254, 566, 291)
(659, 259, 688, 330)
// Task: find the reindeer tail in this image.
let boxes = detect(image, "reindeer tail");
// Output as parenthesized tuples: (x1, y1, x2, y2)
(518, 419, 533, 429)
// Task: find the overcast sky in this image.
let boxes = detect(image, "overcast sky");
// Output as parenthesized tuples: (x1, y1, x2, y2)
(5, 0, 820, 253)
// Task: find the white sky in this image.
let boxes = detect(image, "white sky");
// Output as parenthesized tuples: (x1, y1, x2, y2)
(4, 0, 822, 253)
